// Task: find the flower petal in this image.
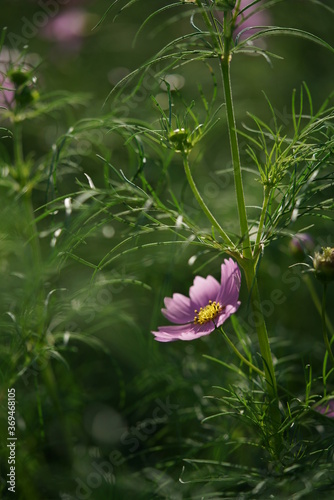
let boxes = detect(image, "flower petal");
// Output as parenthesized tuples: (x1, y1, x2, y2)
(217, 258, 241, 307)
(189, 275, 221, 309)
(152, 322, 215, 342)
(216, 302, 241, 328)
(162, 293, 193, 323)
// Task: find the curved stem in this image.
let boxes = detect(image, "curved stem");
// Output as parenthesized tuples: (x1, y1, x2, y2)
(182, 154, 235, 248)
(220, 327, 264, 377)
(304, 275, 334, 338)
(244, 262, 278, 399)
(322, 284, 334, 367)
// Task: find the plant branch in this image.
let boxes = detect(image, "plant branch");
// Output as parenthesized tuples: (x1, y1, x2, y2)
(183, 154, 236, 248)
(220, 327, 264, 377)
(254, 185, 271, 256)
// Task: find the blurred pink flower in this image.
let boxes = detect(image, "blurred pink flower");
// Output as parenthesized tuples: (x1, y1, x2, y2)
(0, 48, 17, 110)
(0, 75, 15, 109)
(315, 400, 334, 418)
(235, 0, 271, 39)
(152, 258, 241, 342)
(41, 8, 89, 51)
(289, 233, 315, 259)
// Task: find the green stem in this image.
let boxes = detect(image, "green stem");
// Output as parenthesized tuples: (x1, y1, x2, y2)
(220, 16, 252, 260)
(218, 8, 280, 456)
(13, 121, 24, 179)
(323, 351, 328, 398)
(220, 327, 264, 377)
(13, 120, 72, 464)
(244, 262, 278, 399)
(304, 275, 334, 338)
(183, 154, 235, 248)
(219, 11, 278, 407)
(315, 277, 334, 396)
(322, 284, 334, 367)
(13, 124, 41, 272)
(245, 263, 282, 456)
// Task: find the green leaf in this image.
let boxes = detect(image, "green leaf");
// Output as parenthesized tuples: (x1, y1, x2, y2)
(91, 0, 123, 30)
(134, 3, 182, 47)
(203, 354, 248, 378)
(14, 91, 90, 122)
(235, 27, 334, 55)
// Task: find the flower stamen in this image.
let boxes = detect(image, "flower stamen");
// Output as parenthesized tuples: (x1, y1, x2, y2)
(194, 300, 223, 325)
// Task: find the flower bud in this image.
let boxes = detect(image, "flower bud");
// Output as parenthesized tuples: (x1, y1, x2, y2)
(17, 88, 39, 107)
(313, 247, 334, 283)
(8, 69, 39, 109)
(168, 128, 192, 153)
(289, 233, 314, 259)
(215, 0, 236, 11)
(9, 69, 30, 87)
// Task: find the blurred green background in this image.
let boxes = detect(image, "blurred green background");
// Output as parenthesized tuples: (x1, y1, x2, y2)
(1, 1, 334, 498)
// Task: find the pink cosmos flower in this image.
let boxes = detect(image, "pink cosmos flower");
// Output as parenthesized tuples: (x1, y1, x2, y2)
(152, 258, 241, 342)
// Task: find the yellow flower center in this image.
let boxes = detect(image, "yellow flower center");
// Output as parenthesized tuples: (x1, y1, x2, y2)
(194, 300, 223, 325)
